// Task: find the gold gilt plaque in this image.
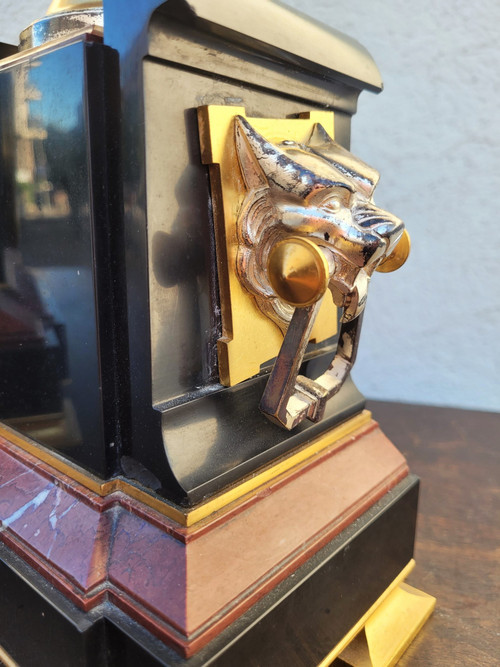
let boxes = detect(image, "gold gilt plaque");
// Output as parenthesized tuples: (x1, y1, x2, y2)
(198, 106, 339, 386)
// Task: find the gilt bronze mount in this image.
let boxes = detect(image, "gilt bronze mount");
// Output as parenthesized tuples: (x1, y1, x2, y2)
(200, 107, 410, 429)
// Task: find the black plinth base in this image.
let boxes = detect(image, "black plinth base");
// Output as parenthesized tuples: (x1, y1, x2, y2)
(0, 475, 418, 666)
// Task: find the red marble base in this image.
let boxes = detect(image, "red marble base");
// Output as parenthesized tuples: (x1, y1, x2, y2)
(0, 419, 408, 658)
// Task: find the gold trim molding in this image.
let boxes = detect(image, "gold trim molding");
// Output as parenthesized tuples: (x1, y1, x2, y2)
(0, 410, 371, 528)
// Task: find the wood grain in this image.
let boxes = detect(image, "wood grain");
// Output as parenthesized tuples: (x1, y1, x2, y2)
(368, 401, 500, 666)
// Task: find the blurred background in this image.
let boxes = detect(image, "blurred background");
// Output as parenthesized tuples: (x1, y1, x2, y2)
(1, 0, 499, 412)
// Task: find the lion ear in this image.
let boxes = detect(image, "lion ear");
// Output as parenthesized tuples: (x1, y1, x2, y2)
(307, 122, 334, 148)
(234, 116, 269, 191)
(235, 116, 335, 197)
(307, 123, 380, 197)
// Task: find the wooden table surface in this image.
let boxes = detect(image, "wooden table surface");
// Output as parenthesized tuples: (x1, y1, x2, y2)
(367, 401, 500, 666)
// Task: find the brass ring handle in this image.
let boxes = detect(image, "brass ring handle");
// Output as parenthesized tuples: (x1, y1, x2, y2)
(260, 229, 411, 430)
(259, 292, 362, 430)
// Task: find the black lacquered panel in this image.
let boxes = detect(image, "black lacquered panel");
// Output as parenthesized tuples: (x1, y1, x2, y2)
(0, 40, 124, 477)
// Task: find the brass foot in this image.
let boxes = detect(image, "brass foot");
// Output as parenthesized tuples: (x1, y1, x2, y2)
(319, 561, 436, 667)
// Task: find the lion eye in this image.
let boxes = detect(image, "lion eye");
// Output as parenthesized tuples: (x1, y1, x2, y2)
(322, 197, 341, 213)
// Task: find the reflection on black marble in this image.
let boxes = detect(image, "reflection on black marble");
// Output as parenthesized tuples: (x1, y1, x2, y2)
(0, 43, 104, 471)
